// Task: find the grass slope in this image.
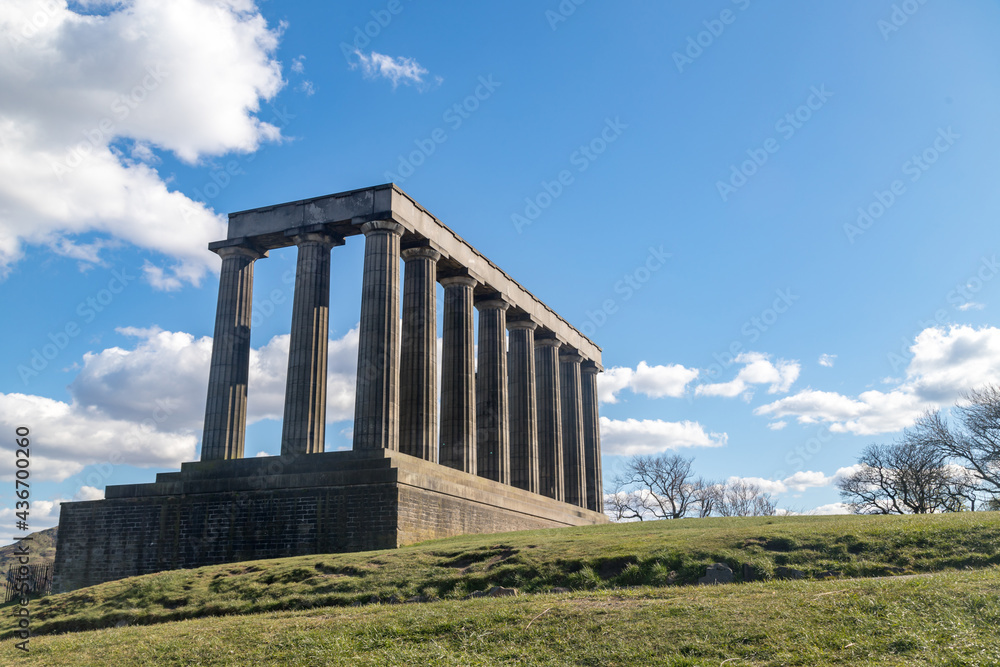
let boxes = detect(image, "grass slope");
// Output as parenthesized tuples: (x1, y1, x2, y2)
(4, 569, 1000, 665)
(3, 512, 999, 641)
(0, 527, 57, 573)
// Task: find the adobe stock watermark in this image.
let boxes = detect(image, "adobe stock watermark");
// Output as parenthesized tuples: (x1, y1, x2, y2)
(878, 0, 930, 41)
(338, 0, 408, 62)
(578, 245, 671, 338)
(50, 64, 169, 177)
(5, 0, 61, 51)
(843, 126, 958, 244)
(511, 117, 627, 233)
(672, 0, 753, 73)
(716, 85, 833, 202)
(545, 0, 587, 31)
(383, 75, 502, 184)
(16, 268, 136, 385)
(886, 254, 998, 371)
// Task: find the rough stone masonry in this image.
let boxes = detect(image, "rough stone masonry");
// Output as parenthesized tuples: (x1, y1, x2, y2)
(54, 184, 608, 592)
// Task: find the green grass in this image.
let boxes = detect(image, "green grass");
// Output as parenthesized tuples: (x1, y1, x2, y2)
(2, 513, 999, 664)
(4, 569, 1000, 665)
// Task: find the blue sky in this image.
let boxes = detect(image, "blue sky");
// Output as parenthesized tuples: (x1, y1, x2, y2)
(2, 0, 1000, 530)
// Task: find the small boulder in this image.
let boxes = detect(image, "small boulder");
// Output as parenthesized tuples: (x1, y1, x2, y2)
(488, 586, 518, 598)
(550, 587, 571, 594)
(698, 563, 734, 585)
(774, 566, 805, 580)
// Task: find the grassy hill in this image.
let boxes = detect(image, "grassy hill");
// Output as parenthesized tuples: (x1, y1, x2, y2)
(2, 513, 999, 665)
(0, 526, 57, 573)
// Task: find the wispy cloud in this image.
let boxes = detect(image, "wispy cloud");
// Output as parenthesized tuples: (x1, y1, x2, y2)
(351, 49, 439, 90)
(818, 353, 837, 367)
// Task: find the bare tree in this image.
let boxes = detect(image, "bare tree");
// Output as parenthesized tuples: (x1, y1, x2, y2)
(716, 479, 777, 517)
(837, 436, 964, 514)
(617, 454, 701, 519)
(913, 386, 1000, 503)
(605, 473, 654, 521)
(690, 477, 720, 518)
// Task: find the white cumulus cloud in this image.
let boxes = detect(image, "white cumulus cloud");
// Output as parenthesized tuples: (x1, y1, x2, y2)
(755, 326, 1000, 435)
(696, 352, 800, 399)
(598, 361, 699, 403)
(1, 325, 361, 482)
(0, 0, 287, 288)
(599, 416, 727, 456)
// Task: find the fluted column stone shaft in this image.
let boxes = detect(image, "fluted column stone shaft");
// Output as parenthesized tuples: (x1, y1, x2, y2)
(399, 246, 441, 461)
(535, 338, 564, 501)
(202, 244, 266, 461)
(507, 320, 539, 494)
(281, 232, 341, 456)
(560, 350, 587, 508)
(475, 298, 510, 484)
(439, 276, 477, 473)
(353, 220, 404, 451)
(581, 361, 604, 513)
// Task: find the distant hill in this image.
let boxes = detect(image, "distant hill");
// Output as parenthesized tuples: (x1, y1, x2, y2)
(0, 527, 57, 573)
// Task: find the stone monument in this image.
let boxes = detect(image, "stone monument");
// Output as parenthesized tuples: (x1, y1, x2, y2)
(53, 184, 608, 592)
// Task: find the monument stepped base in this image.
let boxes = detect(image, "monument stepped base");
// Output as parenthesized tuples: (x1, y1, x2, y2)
(53, 449, 608, 592)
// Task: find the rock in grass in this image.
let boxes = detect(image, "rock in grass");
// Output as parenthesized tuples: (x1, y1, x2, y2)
(698, 563, 734, 585)
(774, 566, 805, 580)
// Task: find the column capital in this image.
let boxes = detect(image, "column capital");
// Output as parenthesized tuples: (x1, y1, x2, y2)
(506, 318, 538, 331)
(559, 349, 584, 364)
(440, 275, 477, 289)
(360, 220, 405, 237)
(210, 239, 267, 260)
(401, 246, 442, 262)
(581, 359, 603, 374)
(285, 227, 345, 248)
(475, 295, 509, 311)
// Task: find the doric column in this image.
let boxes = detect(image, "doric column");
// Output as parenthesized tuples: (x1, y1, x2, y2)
(534, 338, 564, 501)
(507, 319, 539, 494)
(201, 242, 266, 461)
(439, 275, 477, 473)
(475, 296, 510, 484)
(399, 245, 441, 461)
(560, 349, 587, 508)
(581, 360, 604, 513)
(280, 231, 342, 456)
(353, 220, 404, 451)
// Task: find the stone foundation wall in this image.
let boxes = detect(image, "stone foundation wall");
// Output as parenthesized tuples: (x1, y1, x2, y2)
(53, 450, 607, 592)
